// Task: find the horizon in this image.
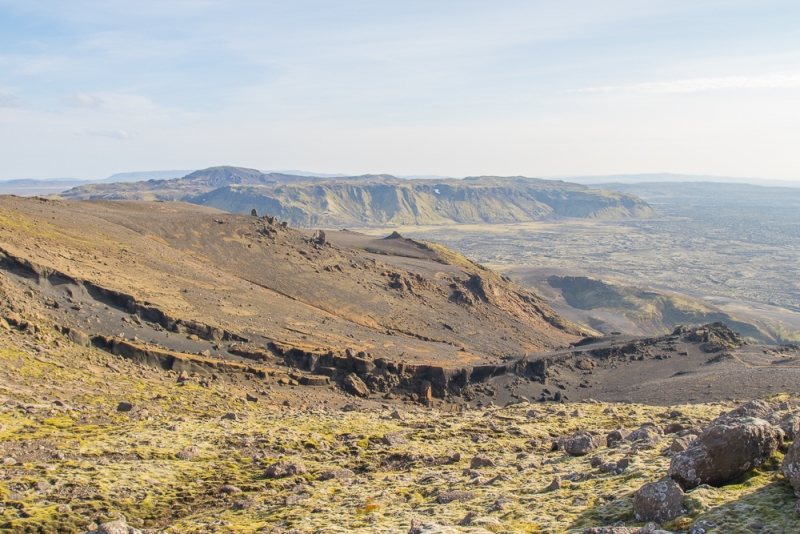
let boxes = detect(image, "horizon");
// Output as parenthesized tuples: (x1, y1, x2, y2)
(2, 1, 800, 181)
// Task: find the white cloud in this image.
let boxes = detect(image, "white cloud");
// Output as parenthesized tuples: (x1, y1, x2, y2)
(62, 92, 104, 108)
(0, 93, 20, 108)
(569, 73, 800, 94)
(86, 128, 130, 139)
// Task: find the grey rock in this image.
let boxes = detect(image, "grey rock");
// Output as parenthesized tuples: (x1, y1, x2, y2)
(633, 476, 685, 523)
(470, 455, 495, 469)
(436, 490, 475, 504)
(669, 417, 780, 489)
(780, 434, 800, 497)
(265, 460, 307, 478)
(319, 469, 355, 481)
(558, 431, 601, 456)
(670, 435, 697, 453)
(382, 432, 407, 446)
(607, 428, 632, 447)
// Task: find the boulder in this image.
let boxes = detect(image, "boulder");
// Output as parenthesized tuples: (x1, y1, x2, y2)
(669, 417, 780, 489)
(633, 476, 685, 523)
(343, 373, 370, 398)
(780, 436, 800, 497)
(558, 431, 601, 456)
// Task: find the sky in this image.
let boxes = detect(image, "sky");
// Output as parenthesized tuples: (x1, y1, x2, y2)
(1, 0, 800, 181)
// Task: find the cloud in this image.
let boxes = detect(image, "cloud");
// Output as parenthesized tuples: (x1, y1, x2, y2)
(569, 73, 800, 94)
(62, 93, 104, 108)
(0, 93, 20, 108)
(86, 129, 130, 140)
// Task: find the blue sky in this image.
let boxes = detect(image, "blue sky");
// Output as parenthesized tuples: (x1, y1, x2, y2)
(1, 0, 799, 180)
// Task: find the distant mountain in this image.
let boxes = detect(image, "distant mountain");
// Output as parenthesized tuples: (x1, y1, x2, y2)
(57, 166, 656, 227)
(100, 170, 194, 183)
(568, 173, 800, 188)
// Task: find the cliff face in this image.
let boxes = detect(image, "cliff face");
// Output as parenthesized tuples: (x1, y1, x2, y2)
(185, 176, 656, 227)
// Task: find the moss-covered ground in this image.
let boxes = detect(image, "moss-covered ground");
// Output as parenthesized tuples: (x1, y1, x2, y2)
(1, 323, 798, 533)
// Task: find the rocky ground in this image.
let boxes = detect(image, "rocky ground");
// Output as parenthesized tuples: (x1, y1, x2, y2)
(2, 284, 800, 533)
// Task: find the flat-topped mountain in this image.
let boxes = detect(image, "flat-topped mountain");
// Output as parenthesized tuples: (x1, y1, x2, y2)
(57, 166, 656, 227)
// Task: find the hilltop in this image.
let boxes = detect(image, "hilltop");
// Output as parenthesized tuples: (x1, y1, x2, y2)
(56, 167, 656, 227)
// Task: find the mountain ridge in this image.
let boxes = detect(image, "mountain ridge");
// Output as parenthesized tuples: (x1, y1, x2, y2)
(57, 166, 656, 227)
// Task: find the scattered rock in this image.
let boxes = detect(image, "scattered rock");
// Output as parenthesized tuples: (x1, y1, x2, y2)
(94, 520, 142, 534)
(265, 460, 307, 478)
(625, 426, 662, 449)
(319, 469, 355, 481)
(220, 484, 242, 494)
(546, 476, 562, 491)
(391, 409, 407, 420)
(607, 428, 632, 447)
(633, 476, 685, 523)
(437, 490, 475, 504)
(669, 417, 780, 489)
(116, 401, 134, 412)
(246, 393, 258, 402)
(383, 432, 407, 446)
(177, 446, 200, 460)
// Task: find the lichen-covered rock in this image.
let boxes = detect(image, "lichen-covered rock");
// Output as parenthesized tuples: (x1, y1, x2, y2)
(625, 425, 662, 449)
(781, 435, 800, 497)
(558, 431, 601, 456)
(633, 476, 685, 523)
(668, 417, 780, 489)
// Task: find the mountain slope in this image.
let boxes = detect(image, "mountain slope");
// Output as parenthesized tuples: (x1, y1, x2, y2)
(0, 196, 579, 370)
